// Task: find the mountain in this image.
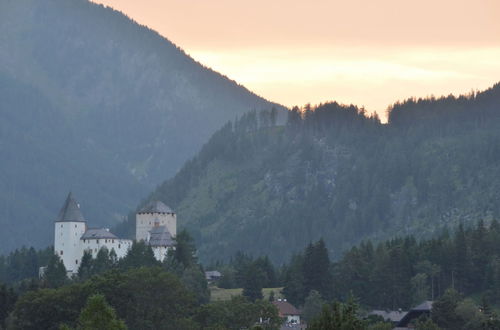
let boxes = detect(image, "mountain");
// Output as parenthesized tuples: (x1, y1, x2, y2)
(127, 83, 500, 264)
(0, 0, 282, 253)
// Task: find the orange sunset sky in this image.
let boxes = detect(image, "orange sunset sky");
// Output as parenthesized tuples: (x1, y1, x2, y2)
(92, 0, 500, 119)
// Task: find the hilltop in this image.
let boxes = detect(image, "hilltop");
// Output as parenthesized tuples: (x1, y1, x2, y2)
(127, 83, 500, 263)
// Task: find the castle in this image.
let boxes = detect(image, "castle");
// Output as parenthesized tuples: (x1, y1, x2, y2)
(54, 193, 176, 275)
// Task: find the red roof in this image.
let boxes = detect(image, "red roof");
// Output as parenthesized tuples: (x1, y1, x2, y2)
(272, 300, 301, 316)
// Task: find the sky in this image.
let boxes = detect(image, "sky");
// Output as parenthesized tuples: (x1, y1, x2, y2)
(91, 0, 500, 119)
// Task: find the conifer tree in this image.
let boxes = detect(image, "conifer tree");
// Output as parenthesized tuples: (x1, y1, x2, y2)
(44, 254, 67, 288)
(118, 241, 158, 270)
(76, 294, 126, 330)
(77, 251, 93, 281)
(0, 283, 17, 328)
(242, 262, 264, 302)
(308, 298, 364, 330)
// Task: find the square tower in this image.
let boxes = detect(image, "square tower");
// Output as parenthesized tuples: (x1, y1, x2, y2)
(136, 201, 176, 241)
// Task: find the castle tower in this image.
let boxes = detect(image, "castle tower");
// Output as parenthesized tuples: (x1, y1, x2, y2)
(54, 192, 86, 274)
(136, 201, 176, 241)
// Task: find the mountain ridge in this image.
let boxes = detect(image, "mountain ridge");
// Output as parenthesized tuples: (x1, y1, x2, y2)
(124, 83, 500, 263)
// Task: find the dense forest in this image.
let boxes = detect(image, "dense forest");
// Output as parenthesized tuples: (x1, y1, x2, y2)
(4, 221, 500, 329)
(206, 221, 500, 329)
(121, 82, 500, 263)
(0, 232, 283, 330)
(0, 0, 281, 253)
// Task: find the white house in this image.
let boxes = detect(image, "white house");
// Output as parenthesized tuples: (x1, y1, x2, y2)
(54, 193, 176, 276)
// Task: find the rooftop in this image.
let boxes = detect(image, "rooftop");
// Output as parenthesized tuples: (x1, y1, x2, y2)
(147, 225, 174, 247)
(272, 300, 301, 316)
(81, 228, 118, 240)
(413, 301, 433, 311)
(138, 200, 173, 214)
(369, 310, 407, 323)
(56, 192, 86, 222)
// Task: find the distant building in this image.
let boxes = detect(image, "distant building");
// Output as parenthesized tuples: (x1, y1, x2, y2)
(368, 309, 407, 325)
(395, 301, 433, 329)
(53, 193, 176, 276)
(205, 270, 222, 282)
(273, 299, 301, 325)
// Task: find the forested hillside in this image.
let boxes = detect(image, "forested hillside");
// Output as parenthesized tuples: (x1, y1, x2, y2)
(128, 83, 500, 263)
(0, 0, 280, 252)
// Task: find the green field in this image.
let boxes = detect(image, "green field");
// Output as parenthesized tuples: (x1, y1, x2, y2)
(210, 287, 284, 302)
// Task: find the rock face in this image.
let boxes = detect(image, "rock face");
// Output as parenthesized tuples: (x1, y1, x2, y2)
(0, 0, 281, 252)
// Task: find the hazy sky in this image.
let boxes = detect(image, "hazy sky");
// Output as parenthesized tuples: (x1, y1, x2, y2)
(92, 0, 500, 119)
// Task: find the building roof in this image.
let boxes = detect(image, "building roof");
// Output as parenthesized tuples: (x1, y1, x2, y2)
(412, 301, 433, 311)
(138, 200, 173, 214)
(56, 192, 86, 222)
(369, 310, 407, 323)
(205, 271, 222, 277)
(205, 271, 222, 280)
(272, 300, 301, 316)
(147, 225, 174, 247)
(81, 228, 118, 240)
(396, 301, 433, 327)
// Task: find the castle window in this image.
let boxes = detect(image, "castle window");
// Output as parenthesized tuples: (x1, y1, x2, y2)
(83, 239, 86, 243)
(75, 259, 78, 264)
(75, 224, 77, 228)
(97, 239, 99, 244)
(61, 224, 63, 228)
(105, 239, 107, 243)
(112, 239, 114, 243)
(60, 250, 63, 255)
(118, 244, 121, 249)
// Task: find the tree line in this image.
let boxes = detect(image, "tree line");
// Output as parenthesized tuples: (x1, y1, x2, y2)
(0, 230, 281, 329)
(132, 83, 500, 264)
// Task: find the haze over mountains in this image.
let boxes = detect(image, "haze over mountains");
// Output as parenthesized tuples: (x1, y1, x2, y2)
(0, 0, 281, 253)
(130, 84, 500, 263)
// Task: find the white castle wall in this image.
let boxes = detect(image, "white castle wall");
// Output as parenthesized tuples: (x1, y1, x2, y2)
(81, 238, 132, 259)
(136, 212, 176, 241)
(152, 246, 168, 262)
(54, 221, 86, 273)
(54, 200, 176, 276)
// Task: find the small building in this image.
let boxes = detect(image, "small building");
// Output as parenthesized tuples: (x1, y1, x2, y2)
(273, 299, 301, 325)
(368, 309, 407, 324)
(205, 270, 222, 282)
(396, 301, 433, 328)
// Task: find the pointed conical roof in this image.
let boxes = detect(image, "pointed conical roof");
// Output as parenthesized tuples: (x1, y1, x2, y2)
(56, 192, 86, 222)
(138, 200, 173, 214)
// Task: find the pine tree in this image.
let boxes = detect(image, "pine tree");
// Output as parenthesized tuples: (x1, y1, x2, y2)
(302, 290, 325, 322)
(242, 262, 264, 302)
(303, 239, 333, 301)
(118, 241, 158, 270)
(44, 254, 67, 288)
(308, 298, 365, 330)
(76, 294, 127, 330)
(0, 283, 17, 328)
(77, 251, 93, 281)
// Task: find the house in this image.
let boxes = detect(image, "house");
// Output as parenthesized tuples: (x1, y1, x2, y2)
(395, 301, 433, 329)
(273, 299, 301, 325)
(368, 309, 407, 325)
(205, 270, 222, 282)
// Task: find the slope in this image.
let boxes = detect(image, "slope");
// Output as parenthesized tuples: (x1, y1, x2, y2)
(133, 83, 500, 263)
(0, 0, 281, 252)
